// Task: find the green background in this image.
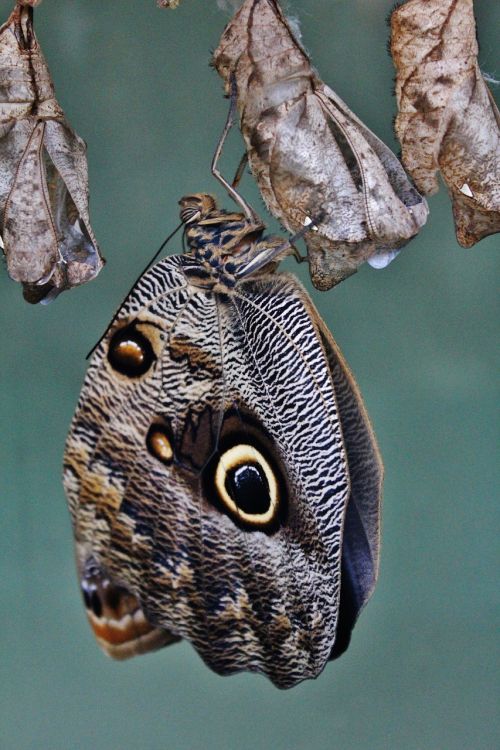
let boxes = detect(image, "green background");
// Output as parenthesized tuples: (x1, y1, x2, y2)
(1, 1, 498, 748)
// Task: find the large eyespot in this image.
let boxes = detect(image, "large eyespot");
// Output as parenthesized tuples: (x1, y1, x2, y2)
(209, 443, 284, 532)
(108, 323, 156, 378)
(146, 422, 174, 465)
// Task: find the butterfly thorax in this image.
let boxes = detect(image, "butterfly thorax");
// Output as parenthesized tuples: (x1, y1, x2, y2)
(179, 194, 287, 291)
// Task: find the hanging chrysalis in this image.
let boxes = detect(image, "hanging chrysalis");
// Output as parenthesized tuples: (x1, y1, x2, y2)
(390, 0, 500, 247)
(0, 3, 104, 303)
(213, 0, 428, 290)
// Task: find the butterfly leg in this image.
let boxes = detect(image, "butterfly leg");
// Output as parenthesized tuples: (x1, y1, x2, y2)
(211, 74, 258, 222)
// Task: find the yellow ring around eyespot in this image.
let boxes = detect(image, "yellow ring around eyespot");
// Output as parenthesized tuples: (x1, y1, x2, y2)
(214, 444, 279, 526)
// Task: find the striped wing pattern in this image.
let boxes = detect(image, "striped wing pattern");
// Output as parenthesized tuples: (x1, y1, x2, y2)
(63, 255, 382, 688)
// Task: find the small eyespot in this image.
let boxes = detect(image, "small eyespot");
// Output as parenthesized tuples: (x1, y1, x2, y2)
(108, 324, 155, 378)
(146, 424, 174, 465)
(214, 444, 280, 529)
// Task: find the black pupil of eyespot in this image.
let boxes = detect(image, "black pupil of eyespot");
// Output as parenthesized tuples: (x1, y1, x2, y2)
(90, 590, 103, 618)
(108, 326, 155, 377)
(225, 463, 271, 515)
(81, 583, 103, 618)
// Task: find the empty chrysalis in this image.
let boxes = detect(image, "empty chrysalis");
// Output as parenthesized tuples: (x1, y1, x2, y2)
(0, 3, 104, 303)
(212, 0, 429, 290)
(390, 0, 500, 247)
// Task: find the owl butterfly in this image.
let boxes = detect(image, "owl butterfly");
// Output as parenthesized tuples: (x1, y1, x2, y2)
(212, 0, 428, 291)
(390, 0, 500, 247)
(0, 3, 103, 303)
(63, 194, 383, 689)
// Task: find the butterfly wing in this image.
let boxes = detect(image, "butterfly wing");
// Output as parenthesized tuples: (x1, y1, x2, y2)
(191, 272, 352, 687)
(314, 312, 383, 659)
(64, 257, 379, 688)
(64, 256, 192, 655)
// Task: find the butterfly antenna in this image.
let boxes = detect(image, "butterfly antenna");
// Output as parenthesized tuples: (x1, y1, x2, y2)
(85, 220, 184, 359)
(211, 74, 258, 223)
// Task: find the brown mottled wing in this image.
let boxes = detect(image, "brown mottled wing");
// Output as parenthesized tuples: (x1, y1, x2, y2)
(64, 257, 193, 655)
(391, 0, 500, 246)
(64, 257, 195, 580)
(64, 256, 377, 688)
(186, 272, 352, 687)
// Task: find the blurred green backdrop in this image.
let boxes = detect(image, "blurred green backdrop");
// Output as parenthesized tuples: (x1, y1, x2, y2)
(0, 1, 498, 749)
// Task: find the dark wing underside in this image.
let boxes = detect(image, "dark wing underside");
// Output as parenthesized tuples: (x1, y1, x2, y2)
(318, 319, 383, 659)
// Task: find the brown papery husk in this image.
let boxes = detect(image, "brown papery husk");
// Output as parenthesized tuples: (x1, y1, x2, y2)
(213, 0, 428, 290)
(0, 4, 103, 303)
(391, 0, 500, 247)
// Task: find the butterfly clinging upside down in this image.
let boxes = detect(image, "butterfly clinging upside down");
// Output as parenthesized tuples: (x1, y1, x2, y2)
(63, 194, 383, 688)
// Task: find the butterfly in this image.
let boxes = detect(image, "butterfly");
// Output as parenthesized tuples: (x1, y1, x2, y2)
(63, 194, 383, 688)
